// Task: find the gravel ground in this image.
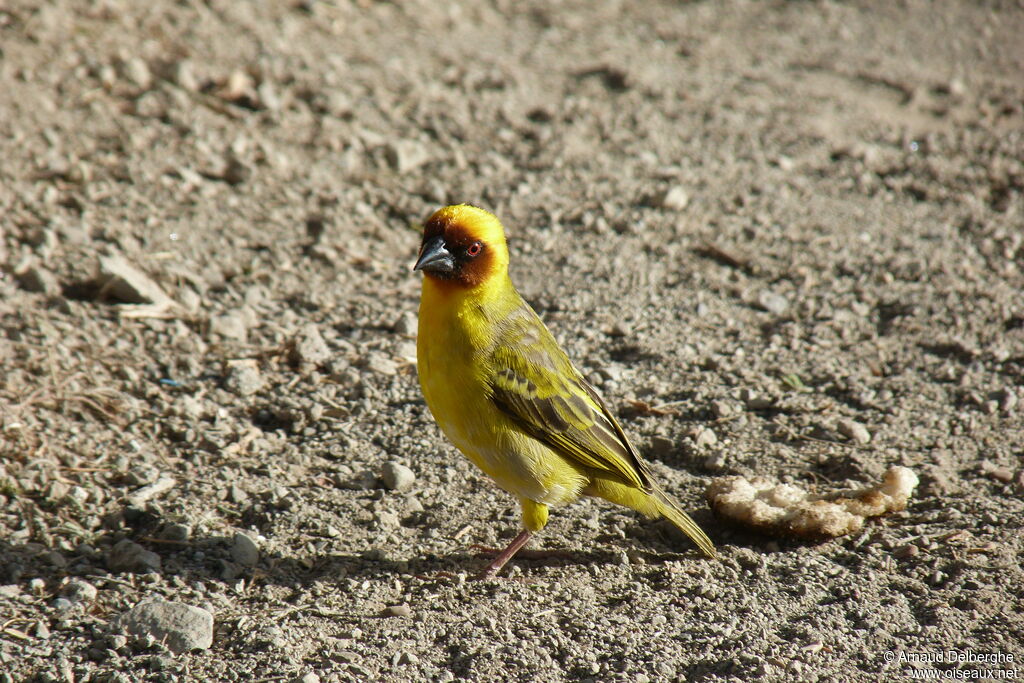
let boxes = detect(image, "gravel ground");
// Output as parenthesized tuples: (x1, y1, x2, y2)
(1, 0, 1022, 681)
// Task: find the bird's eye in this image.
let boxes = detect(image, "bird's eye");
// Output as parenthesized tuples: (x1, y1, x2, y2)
(466, 242, 482, 257)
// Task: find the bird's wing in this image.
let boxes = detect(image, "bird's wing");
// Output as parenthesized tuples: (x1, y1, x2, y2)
(487, 307, 652, 491)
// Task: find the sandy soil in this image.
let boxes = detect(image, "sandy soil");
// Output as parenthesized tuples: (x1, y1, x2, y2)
(1, 0, 1022, 681)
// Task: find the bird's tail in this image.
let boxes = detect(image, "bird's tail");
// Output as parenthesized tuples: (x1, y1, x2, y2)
(586, 475, 716, 558)
(652, 485, 717, 558)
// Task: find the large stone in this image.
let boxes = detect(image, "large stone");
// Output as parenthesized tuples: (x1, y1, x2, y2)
(121, 600, 214, 653)
(107, 539, 161, 574)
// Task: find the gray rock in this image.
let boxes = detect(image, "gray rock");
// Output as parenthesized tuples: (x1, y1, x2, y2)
(210, 312, 249, 341)
(230, 532, 260, 566)
(757, 290, 789, 315)
(107, 539, 161, 574)
(836, 418, 871, 445)
(16, 265, 61, 296)
(62, 579, 98, 603)
(123, 57, 153, 90)
(292, 324, 330, 366)
(121, 600, 214, 653)
(693, 426, 718, 449)
(980, 460, 1014, 483)
(380, 462, 415, 492)
(366, 353, 398, 376)
(158, 523, 192, 542)
(711, 399, 740, 419)
(385, 139, 430, 174)
(381, 604, 411, 617)
(125, 465, 161, 486)
(658, 186, 690, 211)
(228, 484, 249, 504)
(224, 364, 263, 396)
(51, 597, 75, 612)
(127, 477, 177, 506)
(648, 436, 674, 458)
(393, 311, 417, 336)
(289, 674, 321, 683)
(98, 253, 176, 307)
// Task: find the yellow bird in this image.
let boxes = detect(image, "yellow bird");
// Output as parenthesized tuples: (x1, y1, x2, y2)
(414, 204, 715, 577)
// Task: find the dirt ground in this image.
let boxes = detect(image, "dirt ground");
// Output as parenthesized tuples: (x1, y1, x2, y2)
(1, 0, 1023, 681)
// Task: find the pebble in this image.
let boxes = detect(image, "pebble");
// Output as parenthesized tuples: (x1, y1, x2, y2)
(121, 600, 214, 653)
(994, 388, 1018, 414)
(224, 363, 263, 396)
(0, 585, 20, 598)
(16, 264, 61, 296)
(51, 597, 75, 612)
(128, 477, 177, 506)
(210, 312, 249, 342)
(385, 139, 431, 174)
(393, 311, 417, 336)
(704, 453, 727, 470)
(126, 465, 161, 486)
(693, 427, 718, 449)
(375, 511, 401, 529)
(381, 604, 411, 617)
(395, 651, 419, 666)
(230, 532, 260, 566)
(599, 364, 625, 382)
(366, 353, 398, 376)
(174, 60, 199, 91)
(158, 523, 192, 542)
(62, 579, 98, 603)
(836, 418, 871, 445)
(380, 462, 416, 492)
(289, 674, 321, 683)
(648, 436, 674, 458)
(757, 290, 789, 315)
(107, 539, 162, 574)
(257, 81, 281, 111)
(739, 388, 773, 410)
(97, 254, 176, 307)
(43, 551, 66, 568)
(658, 186, 690, 211)
(894, 544, 919, 559)
(123, 57, 152, 90)
(980, 460, 1014, 483)
(292, 324, 331, 366)
(711, 399, 740, 419)
(229, 484, 249, 504)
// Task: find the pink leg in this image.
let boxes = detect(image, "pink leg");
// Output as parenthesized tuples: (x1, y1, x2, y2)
(477, 529, 533, 579)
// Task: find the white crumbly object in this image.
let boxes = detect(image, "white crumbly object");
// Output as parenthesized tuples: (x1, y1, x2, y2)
(705, 466, 919, 539)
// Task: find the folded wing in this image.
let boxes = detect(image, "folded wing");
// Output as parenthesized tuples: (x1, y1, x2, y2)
(487, 305, 653, 491)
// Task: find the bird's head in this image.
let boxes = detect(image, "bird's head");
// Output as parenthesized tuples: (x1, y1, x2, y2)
(413, 204, 510, 289)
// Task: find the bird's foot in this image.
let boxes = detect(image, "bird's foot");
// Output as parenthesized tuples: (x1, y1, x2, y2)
(471, 530, 574, 579)
(470, 544, 573, 561)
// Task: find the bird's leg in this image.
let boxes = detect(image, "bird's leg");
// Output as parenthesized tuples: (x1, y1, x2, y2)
(477, 529, 533, 579)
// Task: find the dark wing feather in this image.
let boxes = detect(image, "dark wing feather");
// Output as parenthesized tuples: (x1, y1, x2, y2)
(487, 304, 652, 491)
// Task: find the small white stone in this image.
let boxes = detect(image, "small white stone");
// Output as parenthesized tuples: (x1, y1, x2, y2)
(380, 462, 415, 492)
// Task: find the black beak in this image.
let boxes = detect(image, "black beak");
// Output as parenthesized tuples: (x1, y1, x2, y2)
(413, 236, 455, 274)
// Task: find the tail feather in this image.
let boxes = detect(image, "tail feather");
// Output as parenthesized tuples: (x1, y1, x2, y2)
(653, 486, 717, 558)
(584, 476, 717, 558)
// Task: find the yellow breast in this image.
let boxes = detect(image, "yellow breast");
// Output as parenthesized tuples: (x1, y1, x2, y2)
(416, 276, 585, 506)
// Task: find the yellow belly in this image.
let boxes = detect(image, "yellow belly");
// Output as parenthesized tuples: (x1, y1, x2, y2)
(416, 279, 586, 506)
